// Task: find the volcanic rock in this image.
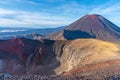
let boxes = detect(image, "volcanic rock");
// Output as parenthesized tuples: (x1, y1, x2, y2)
(46, 14, 120, 42)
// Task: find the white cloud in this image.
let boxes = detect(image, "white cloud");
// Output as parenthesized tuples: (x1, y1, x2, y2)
(0, 1, 120, 28)
(0, 8, 72, 28)
(0, 8, 15, 15)
(15, 0, 39, 5)
(90, 2, 120, 14)
(89, 2, 120, 27)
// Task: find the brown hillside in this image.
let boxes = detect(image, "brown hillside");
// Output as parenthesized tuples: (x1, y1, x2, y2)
(55, 39, 120, 75)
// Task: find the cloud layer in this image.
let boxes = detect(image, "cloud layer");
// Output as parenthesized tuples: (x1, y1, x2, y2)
(0, 8, 73, 28)
(0, 0, 120, 28)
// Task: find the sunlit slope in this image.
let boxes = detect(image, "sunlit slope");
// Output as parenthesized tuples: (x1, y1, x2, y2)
(55, 39, 120, 74)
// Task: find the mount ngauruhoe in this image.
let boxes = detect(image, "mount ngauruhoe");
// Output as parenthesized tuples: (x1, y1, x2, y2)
(0, 14, 120, 80)
(46, 14, 120, 42)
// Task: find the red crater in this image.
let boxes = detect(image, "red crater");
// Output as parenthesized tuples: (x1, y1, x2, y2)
(0, 38, 24, 61)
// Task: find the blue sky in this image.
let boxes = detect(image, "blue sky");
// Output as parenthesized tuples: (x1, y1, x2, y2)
(0, 0, 120, 28)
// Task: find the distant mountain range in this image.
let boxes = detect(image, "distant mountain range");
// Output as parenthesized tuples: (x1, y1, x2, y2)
(0, 26, 65, 39)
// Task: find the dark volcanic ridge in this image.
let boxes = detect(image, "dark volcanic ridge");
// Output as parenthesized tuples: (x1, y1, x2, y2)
(45, 14, 120, 42)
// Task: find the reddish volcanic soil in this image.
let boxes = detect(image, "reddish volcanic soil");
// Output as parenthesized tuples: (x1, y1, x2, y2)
(0, 38, 62, 75)
(62, 59, 120, 78)
(0, 38, 42, 75)
(0, 38, 24, 61)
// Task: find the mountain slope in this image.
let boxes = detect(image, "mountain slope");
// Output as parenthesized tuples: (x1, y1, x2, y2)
(55, 39, 120, 74)
(0, 38, 41, 75)
(46, 14, 120, 42)
(62, 59, 120, 80)
(0, 38, 65, 75)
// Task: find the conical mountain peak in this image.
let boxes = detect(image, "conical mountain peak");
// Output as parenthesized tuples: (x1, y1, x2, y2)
(84, 14, 101, 17)
(49, 14, 120, 42)
(84, 14, 104, 21)
(65, 14, 105, 30)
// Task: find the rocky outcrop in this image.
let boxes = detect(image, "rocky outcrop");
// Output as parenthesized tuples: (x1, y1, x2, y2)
(0, 38, 41, 75)
(0, 38, 66, 75)
(54, 39, 120, 74)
